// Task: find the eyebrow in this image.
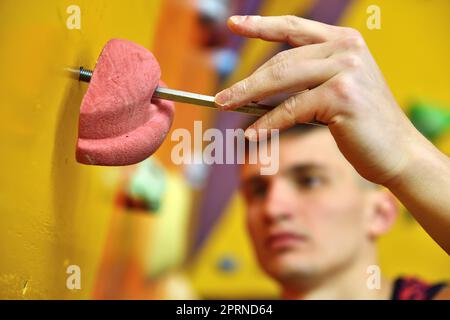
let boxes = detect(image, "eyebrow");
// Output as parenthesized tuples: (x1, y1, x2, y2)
(283, 163, 329, 177)
(241, 163, 330, 187)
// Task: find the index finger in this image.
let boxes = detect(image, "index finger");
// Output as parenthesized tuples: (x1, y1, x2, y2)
(228, 15, 343, 47)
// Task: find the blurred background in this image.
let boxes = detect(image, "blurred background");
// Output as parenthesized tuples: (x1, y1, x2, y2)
(0, 0, 449, 299)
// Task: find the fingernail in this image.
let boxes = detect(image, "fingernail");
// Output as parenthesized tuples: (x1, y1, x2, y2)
(230, 15, 246, 25)
(215, 90, 231, 109)
(245, 128, 257, 141)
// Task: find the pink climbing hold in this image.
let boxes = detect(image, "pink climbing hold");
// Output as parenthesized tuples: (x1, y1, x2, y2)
(76, 39, 174, 166)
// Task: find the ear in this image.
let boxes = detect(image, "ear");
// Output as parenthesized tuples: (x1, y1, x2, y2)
(367, 189, 399, 239)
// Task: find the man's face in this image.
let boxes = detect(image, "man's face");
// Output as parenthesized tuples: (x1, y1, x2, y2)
(240, 128, 377, 286)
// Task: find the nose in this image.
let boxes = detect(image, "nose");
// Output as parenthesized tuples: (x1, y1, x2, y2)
(262, 178, 295, 225)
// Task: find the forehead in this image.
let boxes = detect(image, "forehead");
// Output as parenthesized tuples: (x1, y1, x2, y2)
(241, 128, 354, 178)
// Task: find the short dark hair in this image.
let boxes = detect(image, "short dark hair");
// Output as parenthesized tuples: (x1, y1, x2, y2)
(274, 123, 325, 138)
(241, 122, 326, 157)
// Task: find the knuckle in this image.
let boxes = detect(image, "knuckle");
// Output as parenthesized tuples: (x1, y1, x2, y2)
(261, 113, 273, 130)
(282, 15, 301, 44)
(352, 35, 365, 50)
(341, 27, 362, 38)
(271, 50, 287, 65)
(284, 15, 301, 29)
(330, 76, 354, 102)
(338, 53, 362, 69)
(348, 35, 365, 51)
(231, 78, 250, 97)
(270, 58, 290, 81)
(338, 35, 366, 51)
(281, 95, 298, 123)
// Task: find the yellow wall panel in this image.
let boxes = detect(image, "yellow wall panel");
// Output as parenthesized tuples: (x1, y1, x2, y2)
(0, 0, 161, 299)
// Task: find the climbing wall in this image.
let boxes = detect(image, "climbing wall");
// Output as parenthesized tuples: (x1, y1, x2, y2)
(0, 0, 162, 299)
(1, 0, 449, 300)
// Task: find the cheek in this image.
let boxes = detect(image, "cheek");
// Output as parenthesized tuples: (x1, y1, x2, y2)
(306, 190, 366, 247)
(246, 206, 264, 245)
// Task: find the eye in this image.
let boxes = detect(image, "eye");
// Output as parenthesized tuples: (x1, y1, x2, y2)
(294, 174, 324, 190)
(242, 179, 268, 201)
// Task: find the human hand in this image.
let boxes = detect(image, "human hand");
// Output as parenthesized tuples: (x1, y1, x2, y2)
(215, 15, 424, 185)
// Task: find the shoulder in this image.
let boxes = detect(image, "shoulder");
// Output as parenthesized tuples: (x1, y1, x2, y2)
(433, 285, 450, 300)
(391, 276, 447, 300)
